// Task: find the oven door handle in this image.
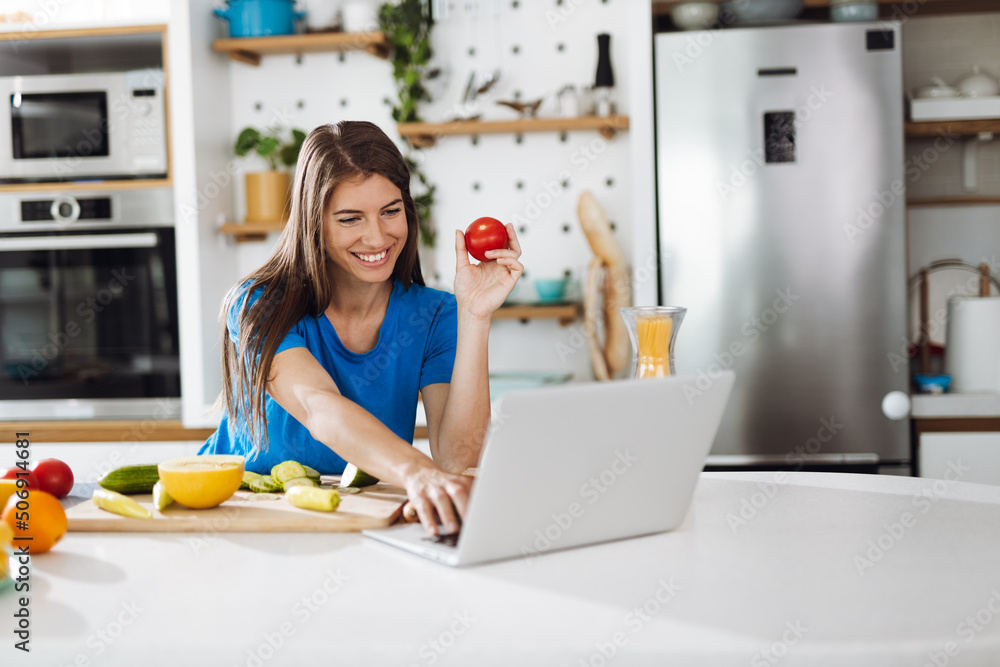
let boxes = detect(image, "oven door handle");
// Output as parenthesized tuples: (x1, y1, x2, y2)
(0, 232, 159, 252)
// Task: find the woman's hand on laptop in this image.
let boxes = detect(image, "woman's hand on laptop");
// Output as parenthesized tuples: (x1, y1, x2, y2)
(401, 465, 472, 536)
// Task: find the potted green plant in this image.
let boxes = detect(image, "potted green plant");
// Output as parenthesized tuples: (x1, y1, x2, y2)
(234, 126, 306, 224)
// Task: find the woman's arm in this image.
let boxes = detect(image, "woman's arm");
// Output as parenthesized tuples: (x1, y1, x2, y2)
(265, 346, 470, 535)
(423, 225, 523, 472)
(421, 312, 490, 472)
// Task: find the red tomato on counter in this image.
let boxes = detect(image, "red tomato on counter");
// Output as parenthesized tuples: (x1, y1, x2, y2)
(464, 217, 508, 262)
(1, 467, 39, 490)
(32, 458, 74, 499)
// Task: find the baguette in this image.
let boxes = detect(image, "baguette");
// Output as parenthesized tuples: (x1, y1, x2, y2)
(584, 257, 610, 381)
(578, 191, 632, 377)
(578, 191, 627, 268)
(603, 262, 633, 376)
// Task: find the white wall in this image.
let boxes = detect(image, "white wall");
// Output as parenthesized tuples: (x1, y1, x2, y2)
(420, 0, 637, 382)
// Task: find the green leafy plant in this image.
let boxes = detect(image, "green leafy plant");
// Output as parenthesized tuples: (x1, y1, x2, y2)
(379, 0, 433, 124)
(379, 0, 436, 247)
(234, 126, 307, 171)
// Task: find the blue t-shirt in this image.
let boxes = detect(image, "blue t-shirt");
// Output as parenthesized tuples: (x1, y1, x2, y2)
(199, 280, 457, 475)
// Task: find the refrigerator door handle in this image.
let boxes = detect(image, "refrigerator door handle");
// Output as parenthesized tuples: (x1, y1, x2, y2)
(757, 67, 798, 77)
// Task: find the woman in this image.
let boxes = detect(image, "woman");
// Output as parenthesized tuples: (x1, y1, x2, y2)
(200, 121, 522, 536)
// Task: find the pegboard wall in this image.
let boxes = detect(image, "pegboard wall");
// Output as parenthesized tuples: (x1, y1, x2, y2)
(225, 0, 636, 382)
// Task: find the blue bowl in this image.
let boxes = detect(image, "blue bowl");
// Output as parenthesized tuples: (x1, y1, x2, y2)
(913, 374, 952, 394)
(535, 278, 569, 302)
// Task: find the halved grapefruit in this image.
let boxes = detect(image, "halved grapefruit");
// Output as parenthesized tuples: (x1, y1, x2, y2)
(157, 455, 245, 509)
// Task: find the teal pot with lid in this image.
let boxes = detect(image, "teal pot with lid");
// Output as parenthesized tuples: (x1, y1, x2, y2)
(214, 0, 306, 38)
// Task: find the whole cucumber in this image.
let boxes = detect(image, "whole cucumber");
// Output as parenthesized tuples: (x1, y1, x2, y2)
(98, 464, 160, 495)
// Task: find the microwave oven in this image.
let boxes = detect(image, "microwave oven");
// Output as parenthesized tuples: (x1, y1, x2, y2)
(0, 69, 168, 183)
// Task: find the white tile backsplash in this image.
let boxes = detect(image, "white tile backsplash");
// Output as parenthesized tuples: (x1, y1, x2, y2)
(903, 14, 1000, 92)
(903, 13, 1000, 201)
(908, 205, 1000, 276)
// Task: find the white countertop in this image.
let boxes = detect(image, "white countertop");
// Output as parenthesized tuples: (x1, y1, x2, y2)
(4, 471, 1000, 666)
(912, 392, 1000, 418)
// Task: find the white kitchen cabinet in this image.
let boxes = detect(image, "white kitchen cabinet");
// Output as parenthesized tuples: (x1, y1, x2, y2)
(912, 393, 1000, 485)
(920, 432, 1000, 486)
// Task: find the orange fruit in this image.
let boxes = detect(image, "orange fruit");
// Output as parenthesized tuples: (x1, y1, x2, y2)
(2, 489, 67, 555)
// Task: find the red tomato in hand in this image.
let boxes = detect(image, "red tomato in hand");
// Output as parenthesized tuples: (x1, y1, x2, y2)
(1, 467, 39, 491)
(464, 217, 508, 262)
(32, 458, 75, 499)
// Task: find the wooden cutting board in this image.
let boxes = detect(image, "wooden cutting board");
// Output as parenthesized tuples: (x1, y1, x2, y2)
(66, 484, 407, 533)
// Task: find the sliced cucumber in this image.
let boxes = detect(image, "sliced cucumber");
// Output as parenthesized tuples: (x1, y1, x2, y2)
(302, 465, 321, 481)
(336, 486, 361, 495)
(271, 461, 308, 486)
(285, 486, 340, 512)
(247, 476, 282, 493)
(340, 463, 379, 488)
(241, 471, 263, 490)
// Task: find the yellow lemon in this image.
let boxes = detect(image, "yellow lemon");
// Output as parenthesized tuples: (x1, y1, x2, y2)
(157, 455, 245, 509)
(0, 479, 19, 514)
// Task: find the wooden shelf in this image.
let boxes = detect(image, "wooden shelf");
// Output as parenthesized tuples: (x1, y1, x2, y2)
(0, 23, 167, 42)
(213, 31, 389, 66)
(0, 421, 214, 443)
(220, 221, 285, 242)
(0, 178, 171, 194)
(908, 197, 1000, 207)
(906, 119, 1000, 138)
(494, 303, 580, 326)
(396, 115, 630, 147)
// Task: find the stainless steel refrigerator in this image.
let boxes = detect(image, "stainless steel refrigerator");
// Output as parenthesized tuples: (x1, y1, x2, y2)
(653, 23, 909, 471)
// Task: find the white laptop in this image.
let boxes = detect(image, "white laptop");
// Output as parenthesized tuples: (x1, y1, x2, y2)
(363, 371, 735, 567)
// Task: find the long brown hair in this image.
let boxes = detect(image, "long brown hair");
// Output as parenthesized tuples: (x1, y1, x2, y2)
(220, 121, 424, 448)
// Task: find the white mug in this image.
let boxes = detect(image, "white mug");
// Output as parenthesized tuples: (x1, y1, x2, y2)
(342, 2, 378, 33)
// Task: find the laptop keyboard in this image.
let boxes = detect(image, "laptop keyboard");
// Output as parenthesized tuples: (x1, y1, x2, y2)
(423, 531, 460, 548)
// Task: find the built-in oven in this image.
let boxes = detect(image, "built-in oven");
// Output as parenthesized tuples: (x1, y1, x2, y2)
(0, 188, 180, 420)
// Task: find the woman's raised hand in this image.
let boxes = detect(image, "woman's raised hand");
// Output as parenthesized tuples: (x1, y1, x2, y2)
(454, 223, 523, 320)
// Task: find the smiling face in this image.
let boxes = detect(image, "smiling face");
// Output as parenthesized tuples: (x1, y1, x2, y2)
(322, 173, 409, 288)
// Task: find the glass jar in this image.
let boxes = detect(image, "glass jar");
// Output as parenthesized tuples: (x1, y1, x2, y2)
(620, 306, 687, 379)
